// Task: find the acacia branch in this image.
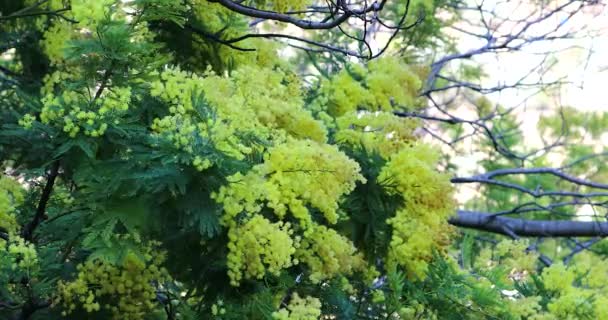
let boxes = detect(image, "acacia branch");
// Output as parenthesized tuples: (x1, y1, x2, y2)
(224, 32, 364, 57)
(212, 0, 385, 30)
(451, 165, 608, 198)
(473, 167, 608, 190)
(21, 161, 60, 241)
(450, 210, 608, 237)
(425, 0, 583, 94)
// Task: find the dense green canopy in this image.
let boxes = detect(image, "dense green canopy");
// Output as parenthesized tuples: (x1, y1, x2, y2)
(1, 0, 608, 319)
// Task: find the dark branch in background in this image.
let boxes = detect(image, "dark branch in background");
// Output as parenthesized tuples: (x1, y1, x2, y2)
(15, 301, 51, 320)
(194, 0, 412, 59)
(0, 0, 76, 24)
(21, 161, 60, 242)
(482, 200, 608, 218)
(223, 32, 365, 57)
(424, 0, 584, 94)
(185, 24, 257, 51)
(562, 237, 601, 264)
(391, 0, 608, 246)
(395, 95, 533, 161)
(212, 0, 386, 29)
(450, 210, 608, 238)
(460, 167, 608, 190)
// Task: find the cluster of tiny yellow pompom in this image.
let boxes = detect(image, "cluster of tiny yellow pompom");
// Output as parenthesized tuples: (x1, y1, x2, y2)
(311, 57, 424, 120)
(226, 214, 296, 286)
(478, 250, 608, 319)
(540, 262, 597, 317)
(150, 67, 256, 168)
(211, 299, 227, 316)
(263, 140, 364, 225)
(190, 1, 285, 70)
(18, 114, 36, 129)
(55, 241, 168, 320)
(230, 65, 327, 142)
(335, 111, 420, 158)
(474, 239, 538, 282)
(366, 57, 423, 110)
(296, 224, 365, 283)
(70, 0, 114, 27)
(150, 65, 327, 172)
(379, 144, 454, 279)
(40, 19, 73, 66)
(38, 0, 115, 65)
(371, 289, 386, 303)
(272, 293, 322, 320)
(505, 296, 543, 319)
(7, 236, 39, 271)
(214, 139, 368, 285)
(37, 71, 131, 138)
(193, 156, 213, 171)
(214, 139, 365, 228)
(0, 175, 24, 235)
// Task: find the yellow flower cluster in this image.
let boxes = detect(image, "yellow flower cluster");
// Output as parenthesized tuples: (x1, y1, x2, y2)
(18, 114, 36, 129)
(56, 244, 168, 320)
(7, 236, 39, 271)
(40, 73, 130, 137)
(39, 0, 114, 65)
(226, 214, 296, 286)
(379, 144, 454, 279)
(230, 65, 326, 142)
(272, 293, 322, 320)
(541, 263, 575, 292)
(296, 224, 365, 283)
(71, 0, 114, 27)
(474, 239, 538, 282)
(0, 175, 24, 235)
(211, 299, 227, 316)
(213, 139, 367, 285)
(150, 65, 326, 171)
(371, 289, 386, 303)
(41, 21, 74, 66)
(150, 67, 255, 165)
(506, 296, 543, 319)
(214, 139, 365, 228)
(190, 1, 286, 70)
(312, 57, 424, 119)
(366, 57, 422, 110)
(335, 111, 420, 158)
(535, 255, 608, 318)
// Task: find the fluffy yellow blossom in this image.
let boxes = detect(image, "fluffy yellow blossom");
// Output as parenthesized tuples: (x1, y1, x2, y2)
(272, 293, 322, 320)
(226, 215, 296, 286)
(380, 144, 454, 279)
(41, 20, 74, 66)
(7, 236, 39, 271)
(474, 239, 538, 282)
(0, 175, 24, 235)
(150, 65, 326, 171)
(312, 57, 424, 118)
(71, 0, 114, 27)
(366, 57, 422, 110)
(40, 73, 131, 138)
(296, 224, 366, 283)
(214, 139, 365, 228)
(507, 296, 542, 319)
(335, 111, 419, 158)
(55, 241, 168, 320)
(541, 263, 575, 293)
